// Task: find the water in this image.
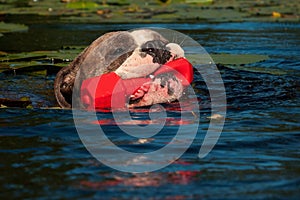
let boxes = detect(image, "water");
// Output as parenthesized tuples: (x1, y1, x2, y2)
(0, 22, 300, 199)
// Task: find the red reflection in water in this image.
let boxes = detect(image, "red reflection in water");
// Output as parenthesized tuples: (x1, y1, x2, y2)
(173, 160, 192, 165)
(79, 170, 202, 189)
(87, 99, 199, 126)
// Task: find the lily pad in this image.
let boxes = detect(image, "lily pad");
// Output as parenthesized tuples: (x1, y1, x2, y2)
(187, 53, 269, 65)
(224, 65, 290, 76)
(0, 97, 32, 108)
(211, 54, 269, 65)
(0, 22, 28, 34)
(0, 47, 84, 75)
(185, 0, 213, 5)
(187, 53, 291, 75)
(0, 48, 83, 62)
(1, 65, 62, 76)
(66, 1, 100, 9)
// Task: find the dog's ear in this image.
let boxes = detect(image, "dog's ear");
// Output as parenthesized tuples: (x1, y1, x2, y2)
(140, 40, 172, 64)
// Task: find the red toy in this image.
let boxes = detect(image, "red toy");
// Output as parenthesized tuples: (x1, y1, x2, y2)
(80, 57, 193, 110)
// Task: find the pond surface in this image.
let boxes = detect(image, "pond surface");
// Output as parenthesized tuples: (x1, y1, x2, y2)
(0, 22, 300, 199)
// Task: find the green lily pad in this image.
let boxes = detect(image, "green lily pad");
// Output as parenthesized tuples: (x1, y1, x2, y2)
(185, 0, 213, 4)
(0, 22, 28, 34)
(66, 1, 100, 9)
(187, 53, 291, 75)
(222, 64, 293, 75)
(0, 48, 83, 62)
(0, 97, 32, 108)
(1, 65, 62, 76)
(212, 54, 269, 65)
(187, 53, 269, 65)
(0, 47, 84, 75)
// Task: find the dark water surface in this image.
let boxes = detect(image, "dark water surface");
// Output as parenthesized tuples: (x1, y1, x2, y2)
(0, 22, 300, 199)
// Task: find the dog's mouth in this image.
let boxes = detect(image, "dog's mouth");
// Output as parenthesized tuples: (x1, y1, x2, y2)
(128, 73, 183, 108)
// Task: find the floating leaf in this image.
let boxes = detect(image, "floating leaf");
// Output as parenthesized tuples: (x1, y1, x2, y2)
(66, 1, 100, 9)
(187, 53, 269, 65)
(186, 0, 213, 4)
(0, 47, 85, 74)
(223, 65, 290, 76)
(0, 47, 83, 62)
(187, 53, 290, 75)
(41, 107, 63, 110)
(19, 96, 31, 101)
(212, 54, 269, 65)
(1, 65, 62, 76)
(0, 97, 32, 108)
(0, 22, 28, 33)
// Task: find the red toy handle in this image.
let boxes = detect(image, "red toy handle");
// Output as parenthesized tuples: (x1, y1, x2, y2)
(80, 57, 193, 110)
(81, 73, 150, 110)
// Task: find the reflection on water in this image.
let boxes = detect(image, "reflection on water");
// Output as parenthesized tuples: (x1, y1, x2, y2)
(0, 22, 299, 199)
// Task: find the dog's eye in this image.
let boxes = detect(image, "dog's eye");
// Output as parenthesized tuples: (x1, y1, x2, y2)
(141, 47, 155, 56)
(141, 40, 166, 52)
(148, 48, 154, 52)
(113, 48, 125, 55)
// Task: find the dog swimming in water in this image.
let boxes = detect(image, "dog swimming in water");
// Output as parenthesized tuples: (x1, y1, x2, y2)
(54, 29, 193, 110)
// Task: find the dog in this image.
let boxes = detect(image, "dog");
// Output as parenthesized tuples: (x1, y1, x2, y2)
(54, 29, 190, 109)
